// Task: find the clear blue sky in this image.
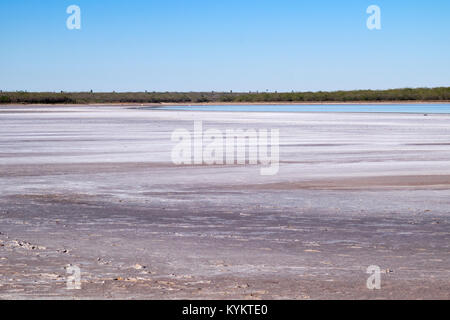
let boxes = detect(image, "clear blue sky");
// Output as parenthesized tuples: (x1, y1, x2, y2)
(1, 0, 449, 92)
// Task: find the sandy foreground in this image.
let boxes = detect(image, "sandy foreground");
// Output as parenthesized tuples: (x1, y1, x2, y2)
(0, 105, 449, 299)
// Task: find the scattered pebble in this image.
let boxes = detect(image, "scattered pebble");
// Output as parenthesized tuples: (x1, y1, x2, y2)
(132, 264, 146, 270)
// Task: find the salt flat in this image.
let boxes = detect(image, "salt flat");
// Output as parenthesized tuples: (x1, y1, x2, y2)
(0, 105, 449, 299)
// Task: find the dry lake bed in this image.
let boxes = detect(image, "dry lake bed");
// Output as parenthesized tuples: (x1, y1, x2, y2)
(0, 105, 449, 299)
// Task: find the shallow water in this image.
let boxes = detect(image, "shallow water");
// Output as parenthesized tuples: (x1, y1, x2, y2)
(149, 103, 450, 114)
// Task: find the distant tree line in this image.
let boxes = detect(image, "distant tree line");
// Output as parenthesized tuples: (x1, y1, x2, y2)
(1, 87, 449, 104)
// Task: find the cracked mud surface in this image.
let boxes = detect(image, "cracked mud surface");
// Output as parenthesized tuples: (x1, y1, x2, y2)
(0, 106, 449, 299)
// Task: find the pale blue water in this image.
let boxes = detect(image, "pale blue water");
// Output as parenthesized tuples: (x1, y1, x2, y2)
(149, 104, 450, 114)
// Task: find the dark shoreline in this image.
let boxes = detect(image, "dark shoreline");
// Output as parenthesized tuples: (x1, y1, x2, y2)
(1, 87, 449, 105)
(2, 100, 450, 107)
